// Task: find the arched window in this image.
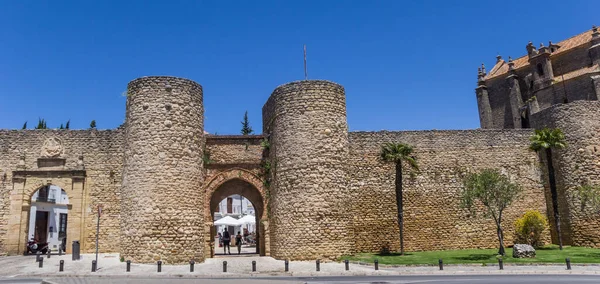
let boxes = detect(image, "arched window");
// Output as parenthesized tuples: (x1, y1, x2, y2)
(536, 63, 544, 76)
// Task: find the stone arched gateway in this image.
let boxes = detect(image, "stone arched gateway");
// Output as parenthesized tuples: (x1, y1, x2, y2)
(6, 171, 85, 255)
(203, 168, 270, 258)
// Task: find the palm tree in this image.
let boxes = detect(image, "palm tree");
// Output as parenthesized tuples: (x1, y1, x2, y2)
(380, 142, 418, 255)
(530, 128, 567, 250)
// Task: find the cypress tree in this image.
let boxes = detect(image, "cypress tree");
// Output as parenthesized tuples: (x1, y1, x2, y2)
(240, 111, 253, 135)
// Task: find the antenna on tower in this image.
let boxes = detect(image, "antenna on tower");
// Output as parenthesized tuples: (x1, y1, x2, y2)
(303, 44, 308, 80)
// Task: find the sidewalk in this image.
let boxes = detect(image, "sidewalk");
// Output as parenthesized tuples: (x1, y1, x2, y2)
(1, 253, 599, 279)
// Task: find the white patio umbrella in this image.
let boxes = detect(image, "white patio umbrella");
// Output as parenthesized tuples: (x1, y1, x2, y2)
(213, 216, 241, 226)
(237, 215, 256, 225)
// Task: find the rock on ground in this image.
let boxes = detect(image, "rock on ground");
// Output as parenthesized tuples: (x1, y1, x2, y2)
(512, 244, 536, 258)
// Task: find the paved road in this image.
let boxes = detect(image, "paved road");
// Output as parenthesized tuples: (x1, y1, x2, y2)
(5, 275, 600, 284)
(0, 279, 41, 284)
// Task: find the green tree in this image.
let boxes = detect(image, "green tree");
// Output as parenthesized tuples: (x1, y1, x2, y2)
(90, 120, 96, 129)
(65, 120, 70, 129)
(529, 128, 567, 250)
(22, 121, 27, 130)
(35, 118, 47, 129)
(380, 142, 418, 255)
(240, 111, 253, 135)
(59, 124, 64, 129)
(574, 183, 600, 212)
(460, 168, 522, 255)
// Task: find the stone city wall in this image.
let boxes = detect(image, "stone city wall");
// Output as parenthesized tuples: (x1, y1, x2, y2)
(0, 128, 123, 255)
(531, 100, 600, 247)
(348, 129, 551, 253)
(120, 76, 205, 264)
(263, 80, 353, 261)
(204, 135, 264, 168)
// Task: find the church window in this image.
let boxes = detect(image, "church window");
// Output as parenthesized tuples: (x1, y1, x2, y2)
(537, 63, 544, 76)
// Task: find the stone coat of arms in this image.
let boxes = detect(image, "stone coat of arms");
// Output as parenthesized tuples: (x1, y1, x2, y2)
(41, 137, 63, 158)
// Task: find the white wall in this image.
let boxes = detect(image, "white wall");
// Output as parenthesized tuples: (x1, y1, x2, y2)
(216, 194, 255, 215)
(28, 185, 69, 251)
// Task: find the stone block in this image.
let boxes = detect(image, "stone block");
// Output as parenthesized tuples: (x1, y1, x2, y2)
(512, 244, 536, 258)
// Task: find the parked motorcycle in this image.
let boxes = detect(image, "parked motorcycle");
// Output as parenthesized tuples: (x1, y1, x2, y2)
(27, 239, 49, 254)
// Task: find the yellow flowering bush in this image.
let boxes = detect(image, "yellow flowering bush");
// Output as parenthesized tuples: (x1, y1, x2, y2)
(514, 210, 548, 248)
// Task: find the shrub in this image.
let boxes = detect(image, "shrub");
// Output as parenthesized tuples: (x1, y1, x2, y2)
(379, 242, 391, 255)
(514, 210, 548, 247)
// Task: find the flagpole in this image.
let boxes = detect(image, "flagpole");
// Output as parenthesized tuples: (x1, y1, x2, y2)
(303, 45, 308, 80)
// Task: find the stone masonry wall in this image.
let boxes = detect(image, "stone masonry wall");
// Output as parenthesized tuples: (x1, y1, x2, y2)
(120, 76, 205, 264)
(531, 100, 600, 247)
(263, 80, 353, 261)
(205, 135, 264, 168)
(0, 129, 123, 255)
(348, 129, 550, 253)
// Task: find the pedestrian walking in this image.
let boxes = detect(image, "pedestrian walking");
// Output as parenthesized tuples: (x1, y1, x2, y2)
(235, 231, 243, 255)
(222, 229, 231, 255)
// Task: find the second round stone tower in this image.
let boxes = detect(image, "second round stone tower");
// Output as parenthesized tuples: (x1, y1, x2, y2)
(262, 80, 353, 260)
(120, 76, 205, 264)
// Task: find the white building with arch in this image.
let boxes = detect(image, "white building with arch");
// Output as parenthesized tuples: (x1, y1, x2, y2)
(28, 185, 69, 252)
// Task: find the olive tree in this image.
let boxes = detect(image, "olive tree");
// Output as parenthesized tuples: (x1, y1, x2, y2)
(460, 168, 522, 255)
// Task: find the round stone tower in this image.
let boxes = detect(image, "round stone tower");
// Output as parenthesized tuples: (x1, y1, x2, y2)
(120, 76, 205, 264)
(262, 80, 352, 260)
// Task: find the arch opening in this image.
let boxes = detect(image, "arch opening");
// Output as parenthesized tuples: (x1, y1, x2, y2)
(208, 178, 266, 257)
(27, 185, 70, 253)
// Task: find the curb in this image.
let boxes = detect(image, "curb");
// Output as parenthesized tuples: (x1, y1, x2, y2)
(23, 270, 600, 279)
(347, 260, 600, 268)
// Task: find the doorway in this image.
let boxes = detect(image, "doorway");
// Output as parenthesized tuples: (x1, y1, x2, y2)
(28, 185, 70, 252)
(34, 211, 49, 242)
(205, 172, 269, 259)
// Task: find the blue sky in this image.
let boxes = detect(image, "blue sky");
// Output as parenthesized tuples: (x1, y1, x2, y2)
(0, 1, 596, 134)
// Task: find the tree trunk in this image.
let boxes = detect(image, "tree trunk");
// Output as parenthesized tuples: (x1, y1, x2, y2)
(496, 217, 505, 255)
(395, 162, 404, 255)
(546, 148, 563, 250)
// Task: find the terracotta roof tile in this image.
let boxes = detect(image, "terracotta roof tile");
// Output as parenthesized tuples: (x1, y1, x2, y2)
(485, 28, 596, 80)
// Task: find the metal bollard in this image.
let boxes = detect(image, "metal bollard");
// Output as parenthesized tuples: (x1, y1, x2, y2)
(374, 259, 379, 270)
(47, 249, 51, 259)
(91, 260, 96, 272)
(59, 260, 64, 272)
(39, 257, 43, 268)
(157, 261, 162, 272)
(190, 260, 195, 272)
(126, 260, 131, 272)
(566, 258, 571, 270)
(58, 248, 62, 256)
(439, 259, 443, 270)
(345, 259, 349, 271)
(223, 261, 227, 272)
(498, 258, 504, 270)
(36, 252, 42, 262)
(285, 260, 289, 272)
(252, 260, 256, 272)
(316, 260, 320, 271)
